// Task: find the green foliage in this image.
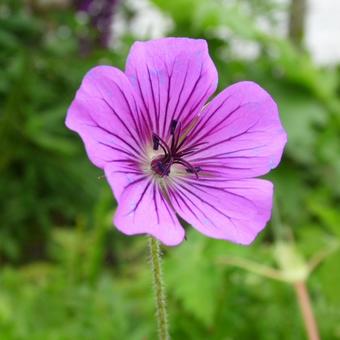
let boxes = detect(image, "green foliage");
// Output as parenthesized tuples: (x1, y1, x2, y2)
(1, 0, 340, 338)
(165, 232, 224, 327)
(0, 266, 152, 340)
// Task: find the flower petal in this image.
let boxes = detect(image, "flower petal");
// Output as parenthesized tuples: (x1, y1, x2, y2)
(184, 81, 287, 179)
(114, 178, 185, 246)
(66, 66, 147, 169)
(104, 161, 144, 201)
(169, 177, 273, 245)
(125, 37, 218, 139)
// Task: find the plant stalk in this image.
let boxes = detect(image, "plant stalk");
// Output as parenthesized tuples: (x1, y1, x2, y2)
(294, 281, 320, 340)
(148, 236, 170, 340)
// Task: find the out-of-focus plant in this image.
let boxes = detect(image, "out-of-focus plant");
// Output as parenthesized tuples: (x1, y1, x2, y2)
(219, 204, 339, 340)
(1, 0, 340, 339)
(0, 0, 104, 260)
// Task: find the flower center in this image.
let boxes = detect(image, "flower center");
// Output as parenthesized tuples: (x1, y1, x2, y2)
(150, 120, 201, 178)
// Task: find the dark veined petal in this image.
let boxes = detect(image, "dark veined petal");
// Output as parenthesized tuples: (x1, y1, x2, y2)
(114, 178, 185, 246)
(125, 37, 218, 139)
(66, 66, 147, 169)
(104, 161, 145, 202)
(183, 81, 287, 179)
(169, 177, 273, 245)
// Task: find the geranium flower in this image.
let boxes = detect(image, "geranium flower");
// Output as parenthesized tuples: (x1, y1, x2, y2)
(66, 38, 287, 246)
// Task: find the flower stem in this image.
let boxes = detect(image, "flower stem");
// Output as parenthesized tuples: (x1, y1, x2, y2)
(148, 236, 170, 340)
(294, 281, 320, 340)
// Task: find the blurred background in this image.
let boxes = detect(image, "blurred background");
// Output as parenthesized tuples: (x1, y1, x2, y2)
(1, 0, 340, 339)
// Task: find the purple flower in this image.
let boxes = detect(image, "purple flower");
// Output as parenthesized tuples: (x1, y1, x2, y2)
(66, 38, 287, 246)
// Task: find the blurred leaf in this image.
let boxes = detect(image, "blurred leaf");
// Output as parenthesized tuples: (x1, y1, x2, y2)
(318, 250, 340, 304)
(276, 88, 327, 164)
(306, 189, 340, 237)
(165, 232, 223, 326)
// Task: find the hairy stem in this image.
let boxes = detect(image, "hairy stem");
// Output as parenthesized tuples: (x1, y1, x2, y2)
(294, 281, 320, 340)
(148, 236, 170, 340)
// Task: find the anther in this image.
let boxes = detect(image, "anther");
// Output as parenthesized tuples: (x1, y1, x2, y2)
(170, 119, 178, 135)
(186, 166, 201, 174)
(152, 133, 160, 150)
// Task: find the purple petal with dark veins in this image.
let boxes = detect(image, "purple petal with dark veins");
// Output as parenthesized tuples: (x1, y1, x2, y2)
(66, 66, 147, 169)
(169, 177, 273, 245)
(125, 38, 218, 139)
(184, 81, 287, 179)
(114, 178, 185, 246)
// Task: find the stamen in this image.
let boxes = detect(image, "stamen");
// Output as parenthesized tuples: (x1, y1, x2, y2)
(188, 166, 201, 173)
(152, 132, 171, 155)
(174, 158, 201, 178)
(152, 133, 160, 150)
(170, 119, 178, 135)
(171, 120, 181, 152)
(185, 166, 201, 179)
(151, 120, 202, 179)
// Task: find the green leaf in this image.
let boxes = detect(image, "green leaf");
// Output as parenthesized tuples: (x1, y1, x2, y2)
(164, 232, 223, 326)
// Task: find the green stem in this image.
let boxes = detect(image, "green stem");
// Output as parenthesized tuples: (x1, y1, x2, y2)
(148, 236, 170, 340)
